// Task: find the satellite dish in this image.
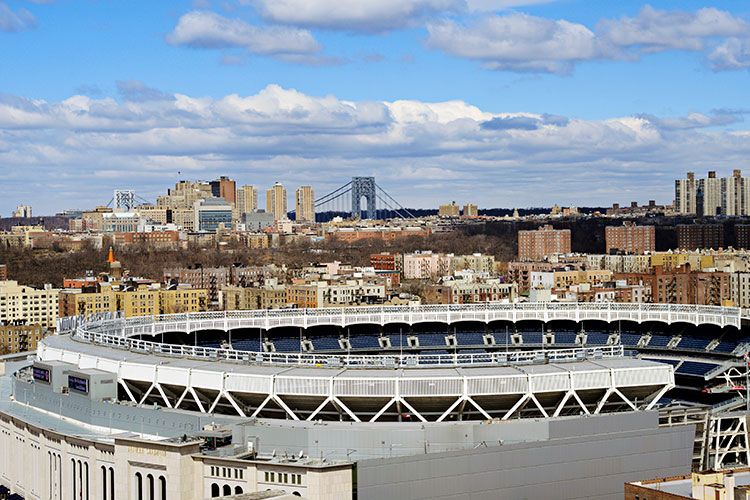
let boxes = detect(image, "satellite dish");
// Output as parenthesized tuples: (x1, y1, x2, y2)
(298, 450, 304, 459)
(271, 449, 276, 457)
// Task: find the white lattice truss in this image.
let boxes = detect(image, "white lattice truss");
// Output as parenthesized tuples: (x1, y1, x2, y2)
(39, 336, 674, 422)
(709, 413, 750, 470)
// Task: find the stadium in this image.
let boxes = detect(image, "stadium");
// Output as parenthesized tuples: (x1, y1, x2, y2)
(3, 303, 750, 499)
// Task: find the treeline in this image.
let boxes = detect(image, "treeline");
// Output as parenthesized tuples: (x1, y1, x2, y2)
(0, 229, 516, 288)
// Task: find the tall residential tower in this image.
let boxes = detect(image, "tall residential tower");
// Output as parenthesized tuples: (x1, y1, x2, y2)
(295, 185, 315, 222)
(266, 182, 288, 220)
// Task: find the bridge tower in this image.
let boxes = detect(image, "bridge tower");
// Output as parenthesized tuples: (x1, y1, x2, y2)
(351, 177, 377, 219)
(113, 189, 136, 212)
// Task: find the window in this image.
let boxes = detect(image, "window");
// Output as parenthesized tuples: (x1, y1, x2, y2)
(222, 485, 231, 496)
(264, 472, 270, 482)
(147, 474, 155, 500)
(135, 473, 143, 500)
(102, 466, 107, 500)
(159, 476, 166, 500)
(234, 486, 243, 495)
(211, 484, 220, 498)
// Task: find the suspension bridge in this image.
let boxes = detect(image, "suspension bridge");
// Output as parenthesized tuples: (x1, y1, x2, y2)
(311, 176, 414, 221)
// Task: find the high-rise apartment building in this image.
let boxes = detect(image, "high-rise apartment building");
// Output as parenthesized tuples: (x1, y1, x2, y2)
(236, 185, 259, 217)
(725, 169, 750, 216)
(157, 181, 212, 210)
(605, 222, 655, 254)
(675, 170, 750, 216)
(517, 225, 572, 261)
(676, 224, 724, 250)
(11, 205, 32, 218)
(700, 171, 722, 216)
(463, 204, 478, 217)
(438, 201, 460, 217)
(295, 185, 315, 222)
(266, 182, 288, 221)
(736, 225, 750, 250)
(210, 176, 236, 205)
(675, 172, 697, 215)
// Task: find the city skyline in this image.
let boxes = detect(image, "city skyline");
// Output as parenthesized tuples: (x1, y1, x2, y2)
(2, 1, 750, 213)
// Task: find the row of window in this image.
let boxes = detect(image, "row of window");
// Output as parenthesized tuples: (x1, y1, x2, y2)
(263, 471, 302, 485)
(210, 484, 243, 497)
(134, 471, 166, 500)
(209, 465, 244, 479)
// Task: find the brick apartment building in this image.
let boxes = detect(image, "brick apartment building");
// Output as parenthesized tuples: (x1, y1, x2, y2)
(676, 224, 724, 250)
(605, 222, 655, 254)
(517, 225, 571, 261)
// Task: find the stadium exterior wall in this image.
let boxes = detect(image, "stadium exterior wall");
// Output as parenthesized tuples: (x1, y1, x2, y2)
(356, 411, 695, 500)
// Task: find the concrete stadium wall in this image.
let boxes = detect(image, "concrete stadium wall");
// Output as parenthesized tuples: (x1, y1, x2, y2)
(355, 412, 695, 500)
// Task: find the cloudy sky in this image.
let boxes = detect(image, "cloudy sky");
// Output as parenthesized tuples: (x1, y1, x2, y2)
(1, 0, 750, 214)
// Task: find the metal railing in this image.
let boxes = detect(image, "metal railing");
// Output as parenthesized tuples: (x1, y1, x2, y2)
(73, 327, 625, 368)
(66, 303, 744, 340)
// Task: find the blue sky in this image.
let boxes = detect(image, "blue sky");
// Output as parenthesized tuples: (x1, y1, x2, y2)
(1, 0, 750, 214)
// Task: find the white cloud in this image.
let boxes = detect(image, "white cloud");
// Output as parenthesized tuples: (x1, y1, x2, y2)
(167, 10, 320, 56)
(426, 6, 750, 74)
(597, 5, 748, 53)
(250, 0, 461, 32)
(0, 1, 35, 32)
(427, 13, 598, 74)
(2, 84, 750, 214)
(709, 38, 750, 70)
(465, 0, 556, 11)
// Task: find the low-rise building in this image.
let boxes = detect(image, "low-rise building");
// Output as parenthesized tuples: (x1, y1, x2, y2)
(221, 281, 288, 310)
(451, 253, 496, 274)
(0, 323, 44, 353)
(403, 251, 452, 280)
(0, 280, 59, 330)
(58, 282, 209, 318)
(425, 278, 517, 304)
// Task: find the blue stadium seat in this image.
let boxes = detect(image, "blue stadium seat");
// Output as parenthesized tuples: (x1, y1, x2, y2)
(554, 332, 577, 345)
(418, 332, 448, 347)
(619, 333, 642, 346)
(311, 336, 341, 351)
(349, 334, 381, 349)
(648, 335, 671, 348)
(198, 339, 222, 348)
(584, 332, 609, 345)
(273, 337, 300, 352)
(676, 361, 719, 377)
(713, 341, 739, 353)
(231, 339, 261, 352)
(523, 332, 543, 344)
(676, 337, 711, 351)
(456, 331, 485, 346)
